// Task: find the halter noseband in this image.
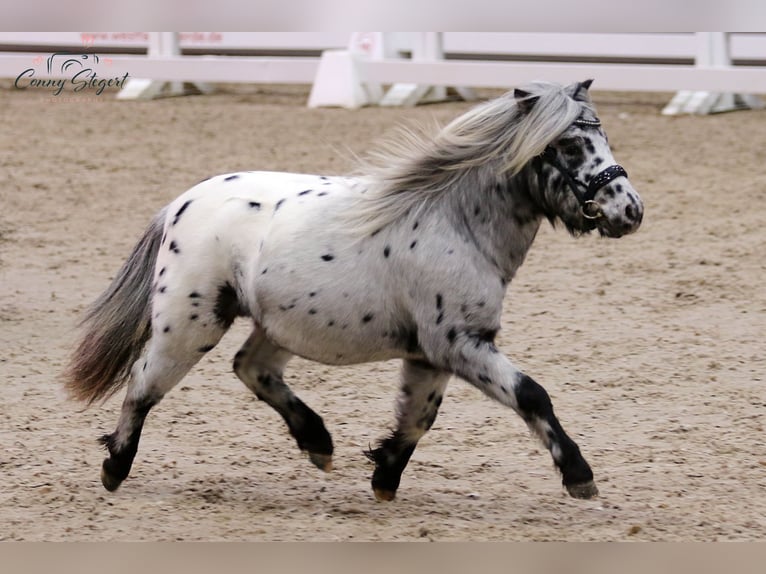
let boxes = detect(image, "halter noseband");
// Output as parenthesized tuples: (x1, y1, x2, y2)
(537, 118, 628, 220)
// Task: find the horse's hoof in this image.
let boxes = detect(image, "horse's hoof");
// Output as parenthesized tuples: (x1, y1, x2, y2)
(373, 488, 397, 502)
(100, 465, 123, 492)
(309, 452, 333, 472)
(566, 480, 599, 499)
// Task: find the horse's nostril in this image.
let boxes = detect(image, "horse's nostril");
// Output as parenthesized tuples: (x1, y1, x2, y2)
(625, 204, 636, 221)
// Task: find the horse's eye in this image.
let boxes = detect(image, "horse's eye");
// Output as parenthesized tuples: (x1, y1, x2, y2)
(557, 138, 583, 157)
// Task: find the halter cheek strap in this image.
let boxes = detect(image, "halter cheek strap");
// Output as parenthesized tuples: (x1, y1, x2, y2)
(538, 146, 628, 219)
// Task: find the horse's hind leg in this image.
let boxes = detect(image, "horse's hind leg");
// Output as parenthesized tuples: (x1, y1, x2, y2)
(100, 320, 227, 491)
(233, 328, 334, 471)
(366, 359, 451, 501)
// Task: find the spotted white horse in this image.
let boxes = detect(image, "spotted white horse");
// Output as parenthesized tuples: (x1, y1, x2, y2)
(66, 80, 643, 501)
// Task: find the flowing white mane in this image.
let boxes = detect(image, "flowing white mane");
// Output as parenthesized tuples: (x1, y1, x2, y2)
(343, 81, 593, 236)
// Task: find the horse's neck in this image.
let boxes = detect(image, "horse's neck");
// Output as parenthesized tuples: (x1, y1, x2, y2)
(438, 166, 543, 283)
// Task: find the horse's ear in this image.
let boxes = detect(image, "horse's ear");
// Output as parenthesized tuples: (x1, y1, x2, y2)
(571, 79, 594, 101)
(573, 79, 594, 100)
(514, 88, 539, 113)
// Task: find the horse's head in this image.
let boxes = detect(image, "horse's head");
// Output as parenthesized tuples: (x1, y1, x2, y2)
(517, 80, 643, 238)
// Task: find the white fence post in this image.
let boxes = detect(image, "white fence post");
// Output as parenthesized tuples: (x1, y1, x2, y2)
(117, 32, 213, 100)
(662, 32, 764, 115)
(309, 33, 477, 109)
(307, 32, 389, 108)
(378, 33, 476, 106)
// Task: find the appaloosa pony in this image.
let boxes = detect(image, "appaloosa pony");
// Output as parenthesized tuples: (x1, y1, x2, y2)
(65, 79, 643, 502)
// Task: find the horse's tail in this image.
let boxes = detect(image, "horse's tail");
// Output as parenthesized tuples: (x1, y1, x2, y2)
(64, 208, 167, 405)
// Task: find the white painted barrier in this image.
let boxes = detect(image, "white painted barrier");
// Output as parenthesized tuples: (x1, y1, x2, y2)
(309, 33, 765, 113)
(1, 33, 765, 113)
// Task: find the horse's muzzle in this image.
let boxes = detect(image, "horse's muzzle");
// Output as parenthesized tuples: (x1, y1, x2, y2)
(598, 192, 644, 238)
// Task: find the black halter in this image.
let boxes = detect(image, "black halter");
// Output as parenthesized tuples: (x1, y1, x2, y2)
(537, 119, 628, 220)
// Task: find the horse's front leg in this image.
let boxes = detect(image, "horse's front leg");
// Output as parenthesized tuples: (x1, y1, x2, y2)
(448, 334, 598, 499)
(366, 359, 451, 501)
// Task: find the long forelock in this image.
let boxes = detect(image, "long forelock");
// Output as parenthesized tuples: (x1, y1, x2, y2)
(503, 82, 589, 173)
(340, 82, 587, 237)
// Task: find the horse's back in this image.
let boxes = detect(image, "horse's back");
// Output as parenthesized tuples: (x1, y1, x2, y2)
(161, 170, 354, 252)
(170, 170, 348, 216)
(151, 171, 360, 332)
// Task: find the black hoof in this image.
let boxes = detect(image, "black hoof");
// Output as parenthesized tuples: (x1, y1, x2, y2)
(292, 405, 334, 464)
(100, 459, 125, 492)
(308, 452, 333, 472)
(373, 487, 397, 501)
(566, 480, 599, 499)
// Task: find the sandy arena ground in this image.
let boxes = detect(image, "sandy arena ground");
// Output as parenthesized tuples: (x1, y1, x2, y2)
(0, 81, 764, 541)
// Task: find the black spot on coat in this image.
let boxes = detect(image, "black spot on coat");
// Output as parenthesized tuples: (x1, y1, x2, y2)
(172, 200, 193, 225)
(391, 324, 420, 354)
(224, 174, 240, 181)
(214, 282, 247, 328)
(477, 374, 492, 385)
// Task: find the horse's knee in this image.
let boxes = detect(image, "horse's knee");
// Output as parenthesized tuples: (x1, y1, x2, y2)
(513, 374, 553, 420)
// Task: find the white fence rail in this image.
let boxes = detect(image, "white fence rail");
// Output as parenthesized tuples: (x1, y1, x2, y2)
(1, 33, 765, 113)
(2, 32, 766, 62)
